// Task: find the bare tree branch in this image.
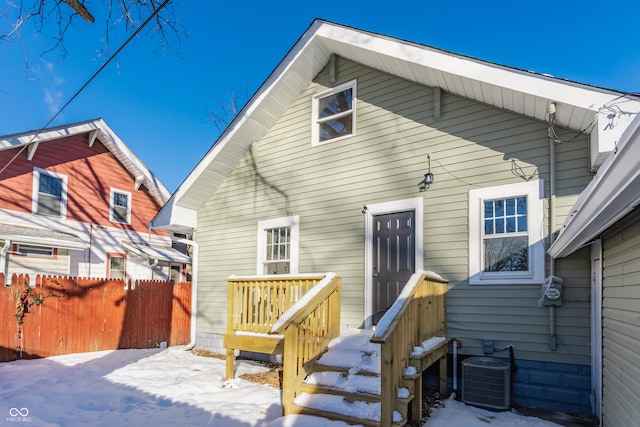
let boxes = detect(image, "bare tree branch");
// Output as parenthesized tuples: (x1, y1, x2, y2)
(63, 0, 94, 23)
(1, 0, 185, 69)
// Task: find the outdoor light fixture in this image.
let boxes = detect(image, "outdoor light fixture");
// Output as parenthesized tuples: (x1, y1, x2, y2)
(418, 155, 434, 192)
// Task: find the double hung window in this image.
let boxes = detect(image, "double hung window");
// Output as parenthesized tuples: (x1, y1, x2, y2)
(108, 253, 126, 279)
(33, 168, 67, 218)
(110, 189, 131, 224)
(469, 180, 544, 284)
(257, 216, 299, 275)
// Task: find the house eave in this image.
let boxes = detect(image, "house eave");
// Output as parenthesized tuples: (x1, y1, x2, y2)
(549, 115, 640, 258)
(168, 19, 640, 213)
(150, 194, 197, 234)
(0, 118, 171, 205)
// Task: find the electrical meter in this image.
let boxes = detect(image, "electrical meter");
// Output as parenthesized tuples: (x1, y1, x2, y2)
(541, 276, 563, 306)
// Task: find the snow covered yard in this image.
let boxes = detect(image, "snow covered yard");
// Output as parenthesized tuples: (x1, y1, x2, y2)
(0, 346, 282, 426)
(0, 346, 566, 427)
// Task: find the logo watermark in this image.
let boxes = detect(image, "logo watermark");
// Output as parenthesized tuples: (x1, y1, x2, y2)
(6, 408, 31, 423)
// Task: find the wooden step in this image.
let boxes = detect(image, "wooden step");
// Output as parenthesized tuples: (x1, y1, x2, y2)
(309, 363, 380, 377)
(306, 369, 381, 395)
(299, 382, 381, 403)
(293, 392, 406, 427)
(290, 404, 381, 427)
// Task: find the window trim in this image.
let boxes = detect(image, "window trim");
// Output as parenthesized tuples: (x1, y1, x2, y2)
(110, 188, 132, 224)
(469, 179, 545, 285)
(311, 79, 357, 146)
(32, 167, 68, 218)
(256, 215, 299, 275)
(107, 252, 127, 279)
(13, 243, 57, 259)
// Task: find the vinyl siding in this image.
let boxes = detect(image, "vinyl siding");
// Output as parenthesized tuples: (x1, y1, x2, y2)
(8, 248, 70, 277)
(0, 134, 165, 235)
(0, 133, 173, 282)
(602, 213, 640, 427)
(195, 57, 593, 364)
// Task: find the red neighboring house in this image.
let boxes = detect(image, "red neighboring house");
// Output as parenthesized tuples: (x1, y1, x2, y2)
(0, 118, 191, 283)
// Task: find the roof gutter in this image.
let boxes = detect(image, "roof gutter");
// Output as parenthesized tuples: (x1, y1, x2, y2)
(549, 116, 640, 258)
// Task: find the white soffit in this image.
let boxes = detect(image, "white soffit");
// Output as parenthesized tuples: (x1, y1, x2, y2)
(0, 223, 86, 250)
(122, 240, 191, 264)
(549, 116, 640, 258)
(162, 20, 640, 222)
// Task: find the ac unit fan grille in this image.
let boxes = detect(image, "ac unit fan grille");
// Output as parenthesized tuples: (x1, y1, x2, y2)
(461, 357, 510, 410)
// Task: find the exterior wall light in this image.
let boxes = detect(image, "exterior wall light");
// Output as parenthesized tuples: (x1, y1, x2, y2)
(418, 155, 434, 192)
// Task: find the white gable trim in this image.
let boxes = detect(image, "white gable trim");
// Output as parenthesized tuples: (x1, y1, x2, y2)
(0, 119, 171, 205)
(152, 20, 640, 231)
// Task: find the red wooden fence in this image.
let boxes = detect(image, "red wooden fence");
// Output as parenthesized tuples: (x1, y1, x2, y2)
(0, 274, 191, 362)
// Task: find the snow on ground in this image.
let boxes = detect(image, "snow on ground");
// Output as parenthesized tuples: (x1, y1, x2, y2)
(0, 346, 564, 427)
(427, 395, 564, 427)
(0, 346, 281, 426)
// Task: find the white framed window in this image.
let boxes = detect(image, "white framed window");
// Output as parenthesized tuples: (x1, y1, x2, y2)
(469, 180, 544, 285)
(107, 253, 126, 279)
(152, 262, 185, 281)
(257, 215, 299, 275)
(311, 80, 356, 146)
(15, 244, 56, 258)
(32, 168, 68, 218)
(110, 188, 131, 224)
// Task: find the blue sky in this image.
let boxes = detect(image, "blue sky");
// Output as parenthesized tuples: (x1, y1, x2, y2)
(1, 0, 639, 192)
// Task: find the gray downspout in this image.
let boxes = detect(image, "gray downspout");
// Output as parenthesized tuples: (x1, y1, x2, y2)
(548, 107, 557, 351)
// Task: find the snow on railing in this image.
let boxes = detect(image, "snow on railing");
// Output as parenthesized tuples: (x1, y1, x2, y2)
(370, 270, 448, 427)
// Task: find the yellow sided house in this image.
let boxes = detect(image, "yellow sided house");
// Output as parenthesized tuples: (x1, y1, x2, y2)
(152, 20, 640, 425)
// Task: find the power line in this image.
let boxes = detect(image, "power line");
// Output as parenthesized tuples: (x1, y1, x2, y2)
(0, 0, 171, 176)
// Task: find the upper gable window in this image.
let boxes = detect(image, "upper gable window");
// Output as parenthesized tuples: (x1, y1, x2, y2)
(469, 180, 544, 285)
(312, 80, 356, 146)
(110, 189, 131, 224)
(32, 168, 68, 218)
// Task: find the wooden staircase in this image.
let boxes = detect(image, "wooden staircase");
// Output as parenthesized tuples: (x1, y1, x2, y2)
(222, 271, 450, 427)
(282, 329, 450, 427)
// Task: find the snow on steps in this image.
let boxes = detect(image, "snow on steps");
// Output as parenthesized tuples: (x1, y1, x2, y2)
(282, 329, 407, 427)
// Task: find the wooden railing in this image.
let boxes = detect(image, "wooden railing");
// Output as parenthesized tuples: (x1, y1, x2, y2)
(271, 273, 341, 415)
(224, 274, 335, 379)
(370, 271, 448, 426)
(226, 274, 323, 334)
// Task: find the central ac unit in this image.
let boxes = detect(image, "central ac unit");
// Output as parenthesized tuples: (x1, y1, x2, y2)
(461, 357, 511, 410)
